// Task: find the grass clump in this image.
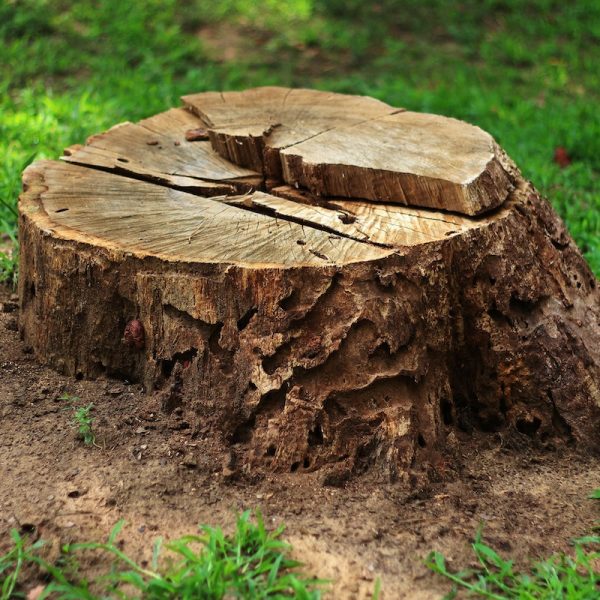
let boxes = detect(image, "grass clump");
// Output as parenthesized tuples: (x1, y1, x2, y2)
(71, 404, 95, 446)
(427, 530, 600, 599)
(0, 241, 17, 289)
(59, 394, 96, 446)
(0, 529, 46, 600)
(0, 511, 325, 599)
(427, 489, 600, 599)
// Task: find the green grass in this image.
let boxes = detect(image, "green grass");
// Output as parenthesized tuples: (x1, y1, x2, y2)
(0, 227, 18, 289)
(71, 404, 95, 446)
(0, 511, 325, 599)
(0, 0, 599, 282)
(427, 489, 600, 598)
(59, 394, 96, 446)
(427, 530, 600, 599)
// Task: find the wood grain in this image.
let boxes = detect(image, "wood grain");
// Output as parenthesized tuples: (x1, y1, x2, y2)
(63, 107, 262, 195)
(183, 87, 513, 215)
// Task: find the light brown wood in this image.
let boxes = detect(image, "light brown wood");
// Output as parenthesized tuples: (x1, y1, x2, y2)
(63, 107, 262, 195)
(183, 87, 513, 215)
(267, 185, 492, 247)
(23, 161, 390, 266)
(18, 87, 600, 483)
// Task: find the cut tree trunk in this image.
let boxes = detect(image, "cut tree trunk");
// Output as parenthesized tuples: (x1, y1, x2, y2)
(18, 87, 600, 483)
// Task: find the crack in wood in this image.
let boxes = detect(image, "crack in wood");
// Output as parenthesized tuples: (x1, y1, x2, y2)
(183, 88, 513, 216)
(55, 97, 517, 253)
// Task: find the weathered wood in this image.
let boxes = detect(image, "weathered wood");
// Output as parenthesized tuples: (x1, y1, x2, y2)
(18, 87, 600, 483)
(63, 108, 262, 195)
(22, 161, 390, 265)
(183, 87, 513, 216)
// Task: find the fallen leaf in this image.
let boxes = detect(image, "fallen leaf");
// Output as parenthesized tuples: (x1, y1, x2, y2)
(553, 146, 571, 168)
(27, 585, 46, 600)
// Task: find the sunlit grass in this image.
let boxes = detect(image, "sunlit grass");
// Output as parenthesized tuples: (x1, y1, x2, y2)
(427, 489, 600, 599)
(0, 511, 326, 599)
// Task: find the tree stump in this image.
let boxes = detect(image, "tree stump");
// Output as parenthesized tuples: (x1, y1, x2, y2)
(18, 87, 600, 481)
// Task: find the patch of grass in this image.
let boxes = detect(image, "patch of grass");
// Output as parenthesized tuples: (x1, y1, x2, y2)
(427, 489, 600, 598)
(0, 227, 18, 289)
(0, 511, 325, 599)
(1, 0, 599, 279)
(71, 403, 95, 446)
(427, 530, 600, 599)
(0, 529, 46, 600)
(59, 394, 96, 446)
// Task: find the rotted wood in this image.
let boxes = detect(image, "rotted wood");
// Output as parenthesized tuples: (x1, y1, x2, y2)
(18, 87, 600, 483)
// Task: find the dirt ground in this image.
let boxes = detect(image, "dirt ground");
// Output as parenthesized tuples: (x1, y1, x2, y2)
(1, 285, 599, 599)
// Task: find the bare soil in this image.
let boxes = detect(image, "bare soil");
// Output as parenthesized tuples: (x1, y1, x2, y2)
(1, 284, 599, 599)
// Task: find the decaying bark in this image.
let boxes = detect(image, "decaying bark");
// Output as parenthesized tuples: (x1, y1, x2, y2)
(18, 87, 600, 482)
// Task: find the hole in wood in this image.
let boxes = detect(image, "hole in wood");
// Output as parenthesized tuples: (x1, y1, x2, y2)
(208, 324, 224, 353)
(308, 424, 324, 446)
(265, 444, 276, 457)
(237, 307, 257, 331)
(337, 213, 356, 224)
(262, 349, 285, 375)
(279, 289, 300, 311)
(440, 398, 454, 426)
(161, 348, 197, 379)
(509, 294, 537, 313)
(230, 415, 256, 445)
(487, 307, 506, 323)
(516, 416, 542, 436)
(478, 409, 505, 433)
(369, 341, 392, 359)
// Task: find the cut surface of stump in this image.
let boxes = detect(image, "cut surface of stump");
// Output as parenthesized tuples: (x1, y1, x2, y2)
(182, 87, 513, 215)
(19, 87, 600, 482)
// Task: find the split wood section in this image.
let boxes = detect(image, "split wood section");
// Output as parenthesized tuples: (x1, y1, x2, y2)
(182, 87, 513, 216)
(19, 87, 600, 482)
